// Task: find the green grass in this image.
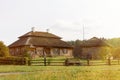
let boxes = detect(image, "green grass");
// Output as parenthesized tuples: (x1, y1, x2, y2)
(0, 65, 120, 80)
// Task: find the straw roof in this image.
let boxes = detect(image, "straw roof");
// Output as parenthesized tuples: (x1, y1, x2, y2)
(19, 31, 61, 39)
(9, 31, 72, 48)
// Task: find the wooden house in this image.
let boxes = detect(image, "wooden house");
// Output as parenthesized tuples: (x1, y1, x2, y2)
(74, 37, 111, 59)
(8, 28, 73, 58)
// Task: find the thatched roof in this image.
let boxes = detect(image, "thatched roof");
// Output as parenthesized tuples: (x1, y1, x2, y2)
(19, 31, 61, 39)
(80, 37, 111, 48)
(9, 31, 72, 48)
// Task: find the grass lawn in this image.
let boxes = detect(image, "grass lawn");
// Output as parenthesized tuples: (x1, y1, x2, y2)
(0, 65, 120, 80)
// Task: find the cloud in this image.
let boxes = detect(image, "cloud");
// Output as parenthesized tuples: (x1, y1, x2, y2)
(48, 20, 83, 40)
(49, 19, 106, 40)
(51, 20, 83, 32)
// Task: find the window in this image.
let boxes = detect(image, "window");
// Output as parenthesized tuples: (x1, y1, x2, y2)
(53, 48, 60, 55)
(62, 49, 68, 54)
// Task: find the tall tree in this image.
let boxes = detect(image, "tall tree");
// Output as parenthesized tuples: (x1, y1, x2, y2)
(0, 41, 9, 57)
(107, 38, 120, 47)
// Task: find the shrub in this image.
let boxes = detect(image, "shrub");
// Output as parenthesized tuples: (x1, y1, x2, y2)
(0, 41, 9, 57)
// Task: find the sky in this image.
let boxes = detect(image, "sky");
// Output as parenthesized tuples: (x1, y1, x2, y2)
(1, 0, 120, 45)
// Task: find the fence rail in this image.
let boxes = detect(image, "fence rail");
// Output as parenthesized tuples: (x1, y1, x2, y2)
(0, 60, 26, 65)
(0, 57, 120, 66)
(28, 59, 120, 66)
(29, 60, 65, 66)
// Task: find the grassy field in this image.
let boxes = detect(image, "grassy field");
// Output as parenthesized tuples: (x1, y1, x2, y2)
(0, 65, 120, 80)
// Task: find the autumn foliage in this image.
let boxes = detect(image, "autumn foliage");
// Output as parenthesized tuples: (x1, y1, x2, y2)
(0, 41, 9, 57)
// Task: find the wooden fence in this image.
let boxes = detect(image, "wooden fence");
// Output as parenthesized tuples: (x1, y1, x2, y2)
(0, 57, 120, 66)
(0, 58, 26, 65)
(28, 59, 65, 66)
(0, 60, 26, 65)
(79, 59, 120, 66)
(28, 59, 120, 66)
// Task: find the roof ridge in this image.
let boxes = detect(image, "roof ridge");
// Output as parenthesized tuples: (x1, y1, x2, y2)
(19, 31, 61, 39)
(25, 37, 31, 45)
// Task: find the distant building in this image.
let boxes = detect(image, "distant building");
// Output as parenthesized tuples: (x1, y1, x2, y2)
(74, 37, 111, 59)
(9, 28, 73, 58)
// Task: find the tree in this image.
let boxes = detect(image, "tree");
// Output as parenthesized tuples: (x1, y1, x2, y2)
(112, 48, 120, 59)
(0, 41, 9, 57)
(107, 38, 120, 47)
(22, 47, 31, 59)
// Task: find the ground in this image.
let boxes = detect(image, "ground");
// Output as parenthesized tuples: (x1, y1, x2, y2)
(0, 65, 120, 80)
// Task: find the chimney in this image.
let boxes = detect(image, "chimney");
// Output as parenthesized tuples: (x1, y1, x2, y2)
(46, 29, 49, 33)
(31, 27, 35, 32)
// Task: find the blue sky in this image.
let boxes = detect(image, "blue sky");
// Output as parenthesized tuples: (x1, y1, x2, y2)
(1, 0, 120, 45)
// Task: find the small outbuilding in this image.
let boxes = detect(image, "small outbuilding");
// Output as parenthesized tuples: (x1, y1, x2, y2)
(74, 37, 111, 59)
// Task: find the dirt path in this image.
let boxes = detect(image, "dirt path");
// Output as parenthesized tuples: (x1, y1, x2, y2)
(0, 72, 32, 76)
(0, 70, 61, 76)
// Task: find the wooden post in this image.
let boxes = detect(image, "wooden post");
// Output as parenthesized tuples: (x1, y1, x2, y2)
(28, 60, 31, 66)
(118, 59, 120, 65)
(87, 59, 90, 66)
(86, 53, 91, 66)
(44, 56, 46, 66)
(108, 57, 111, 65)
(65, 58, 69, 66)
(43, 50, 46, 66)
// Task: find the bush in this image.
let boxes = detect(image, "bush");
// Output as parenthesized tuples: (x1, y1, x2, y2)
(0, 41, 9, 57)
(65, 58, 81, 66)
